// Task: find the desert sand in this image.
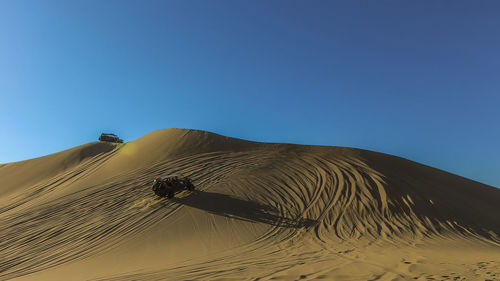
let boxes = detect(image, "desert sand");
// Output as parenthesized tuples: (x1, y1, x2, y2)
(0, 128, 499, 281)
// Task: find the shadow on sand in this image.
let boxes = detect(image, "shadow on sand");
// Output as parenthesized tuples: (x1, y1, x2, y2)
(171, 190, 316, 228)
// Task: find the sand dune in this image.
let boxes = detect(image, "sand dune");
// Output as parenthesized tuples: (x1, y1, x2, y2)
(1, 128, 499, 280)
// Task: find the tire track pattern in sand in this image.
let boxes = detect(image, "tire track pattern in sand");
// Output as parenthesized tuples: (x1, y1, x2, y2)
(1, 146, 498, 280)
(93, 149, 499, 281)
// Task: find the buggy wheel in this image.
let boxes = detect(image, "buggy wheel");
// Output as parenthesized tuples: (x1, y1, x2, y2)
(167, 191, 174, 199)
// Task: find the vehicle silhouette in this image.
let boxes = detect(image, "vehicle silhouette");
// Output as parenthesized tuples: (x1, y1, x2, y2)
(152, 174, 195, 198)
(98, 133, 123, 143)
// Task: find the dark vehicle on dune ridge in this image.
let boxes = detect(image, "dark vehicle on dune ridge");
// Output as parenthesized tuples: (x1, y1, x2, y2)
(98, 133, 123, 143)
(152, 174, 195, 198)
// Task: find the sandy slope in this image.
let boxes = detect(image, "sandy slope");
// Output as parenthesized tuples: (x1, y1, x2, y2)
(0, 128, 499, 281)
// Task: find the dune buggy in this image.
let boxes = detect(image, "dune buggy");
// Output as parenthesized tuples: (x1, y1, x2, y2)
(152, 174, 195, 198)
(99, 133, 123, 143)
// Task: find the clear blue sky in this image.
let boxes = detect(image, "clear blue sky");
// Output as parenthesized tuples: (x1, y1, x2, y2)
(1, 1, 499, 187)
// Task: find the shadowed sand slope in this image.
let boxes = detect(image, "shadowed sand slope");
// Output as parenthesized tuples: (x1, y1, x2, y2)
(1, 128, 499, 281)
(0, 142, 117, 198)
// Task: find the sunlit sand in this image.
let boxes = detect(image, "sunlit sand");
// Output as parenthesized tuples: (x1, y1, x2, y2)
(1, 129, 499, 280)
